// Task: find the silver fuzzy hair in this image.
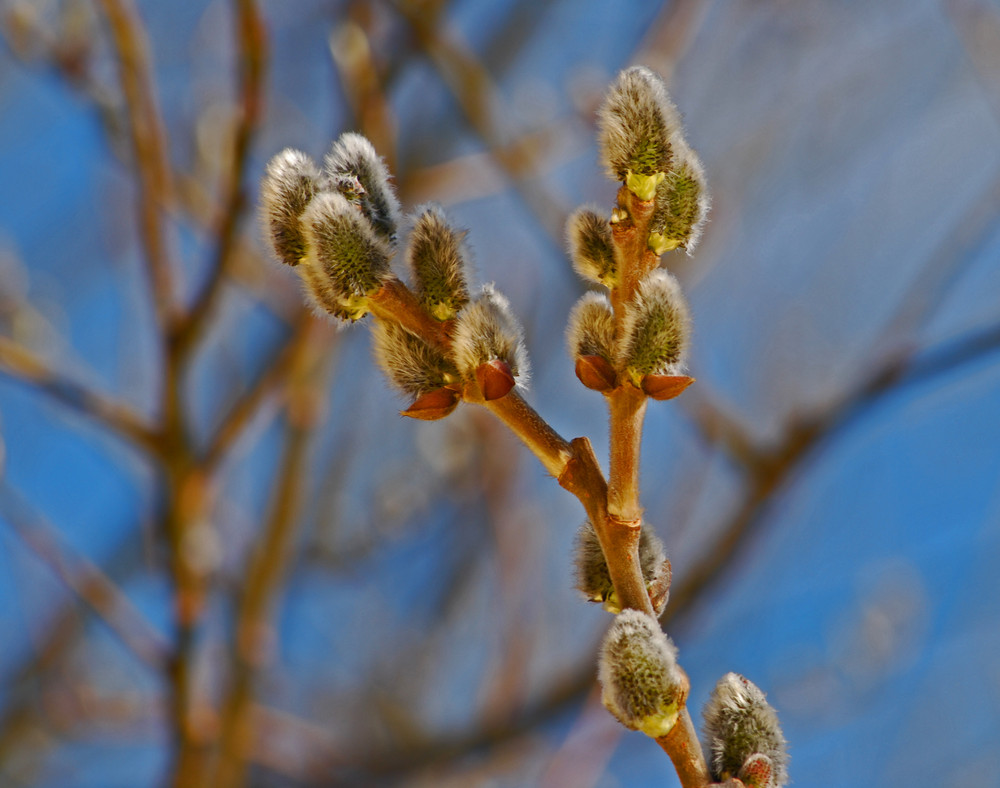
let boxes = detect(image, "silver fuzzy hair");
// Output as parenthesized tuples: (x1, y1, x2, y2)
(260, 149, 321, 266)
(619, 269, 690, 378)
(573, 519, 666, 605)
(651, 139, 710, 254)
(566, 292, 615, 361)
(406, 204, 471, 320)
(702, 673, 788, 787)
(372, 320, 459, 396)
(598, 66, 680, 181)
(567, 206, 617, 286)
(300, 192, 392, 321)
(598, 609, 683, 732)
(325, 133, 401, 244)
(451, 284, 530, 386)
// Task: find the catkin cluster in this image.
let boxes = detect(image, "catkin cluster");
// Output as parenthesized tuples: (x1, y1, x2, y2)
(565, 66, 707, 402)
(261, 136, 528, 417)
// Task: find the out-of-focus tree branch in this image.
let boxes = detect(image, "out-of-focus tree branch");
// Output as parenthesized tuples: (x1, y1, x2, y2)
(0, 484, 169, 671)
(95, 0, 177, 331)
(0, 336, 160, 454)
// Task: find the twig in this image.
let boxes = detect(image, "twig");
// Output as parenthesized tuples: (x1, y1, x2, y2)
(172, 0, 267, 358)
(95, 0, 176, 330)
(202, 308, 314, 471)
(0, 483, 169, 671)
(0, 336, 160, 453)
(213, 319, 328, 788)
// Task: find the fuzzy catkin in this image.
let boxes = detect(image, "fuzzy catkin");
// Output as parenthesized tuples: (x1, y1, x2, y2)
(407, 204, 470, 320)
(300, 192, 392, 321)
(702, 673, 788, 787)
(599, 609, 684, 736)
(650, 140, 710, 254)
(599, 66, 680, 181)
(372, 320, 459, 396)
(260, 149, 321, 266)
(325, 133, 401, 244)
(567, 207, 617, 286)
(566, 292, 615, 362)
(619, 269, 690, 379)
(574, 520, 666, 609)
(451, 284, 529, 385)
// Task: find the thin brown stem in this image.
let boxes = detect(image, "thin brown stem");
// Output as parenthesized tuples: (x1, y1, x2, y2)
(0, 336, 160, 454)
(95, 0, 175, 330)
(606, 384, 647, 521)
(214, 323, 326, 788)
(0, 483, 168, 671)
(482, 392, 574, 478)
(173, 0, 267, 358)
(656, 707, 713, 788)
(203, 309, 314, 471)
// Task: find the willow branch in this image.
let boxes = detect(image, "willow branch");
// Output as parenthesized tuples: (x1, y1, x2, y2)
(0, 483, 168, 671)
(173, 0, 267, 357)
(95, 0, 176, 330)
(0, 336, 160, 453)
(203, 310, 314, 471)
(213, 321, 327, 788)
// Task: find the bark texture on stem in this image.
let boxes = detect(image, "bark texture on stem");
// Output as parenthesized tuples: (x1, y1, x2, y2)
(657, 707, 713, 788)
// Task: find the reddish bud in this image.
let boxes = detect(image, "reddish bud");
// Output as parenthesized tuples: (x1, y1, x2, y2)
(476, 358, 516, 401)
(642, 374, 694, 400)
(739, 754, 774, 788)
(400, 387, 460, 420)
(575, 355, 617, 393)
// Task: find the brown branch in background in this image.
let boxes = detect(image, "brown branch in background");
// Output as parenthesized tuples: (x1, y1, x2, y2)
(172, 0, 267, 358)
(95, 0, 176, 330)
(203, 308, 313, 472)
(213, 317, 328, 788)
(390, 0, 571, 244)
(0, 336, 160, 454)
(330, 1, 398, 171)
(0, 484, 169, 671)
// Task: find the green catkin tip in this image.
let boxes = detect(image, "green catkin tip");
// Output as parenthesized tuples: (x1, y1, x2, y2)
(598, 609, 684, 737)
(325, 132, 401, 244)
(407, 204, 471, 321)
(567, 207, 618, 287)
(702, 673, 788, 787)
(260, 148, 321, 267)
(451, 284, 530, 386)
(619, 269, 690, 385)
(566, 292, 615, 362)
(599, 66, 680, 183)
(299, 191, 392, 322)
(573, 520, 667, 613)
(372, 320, 459, 397)
(650, 141, 710, 254)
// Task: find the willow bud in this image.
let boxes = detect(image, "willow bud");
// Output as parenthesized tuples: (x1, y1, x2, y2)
(599, 609, 685, 737)
(567, 292, 615, 360)
(406, 204, 471, 320)
(260, 149, 321, 266)
(702, 673, 788, 787)
(325, 132, 401, 244)
(567, 207, 618, 287)
(619, 270, 690, 385)
(451, 285, 529, 393)
(573, 520, 671, 615)
(599, 66, 680, 189)
(649, 141, 710, 255)
(300, 192, 392, 321)
(372, 320, 460, 398)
